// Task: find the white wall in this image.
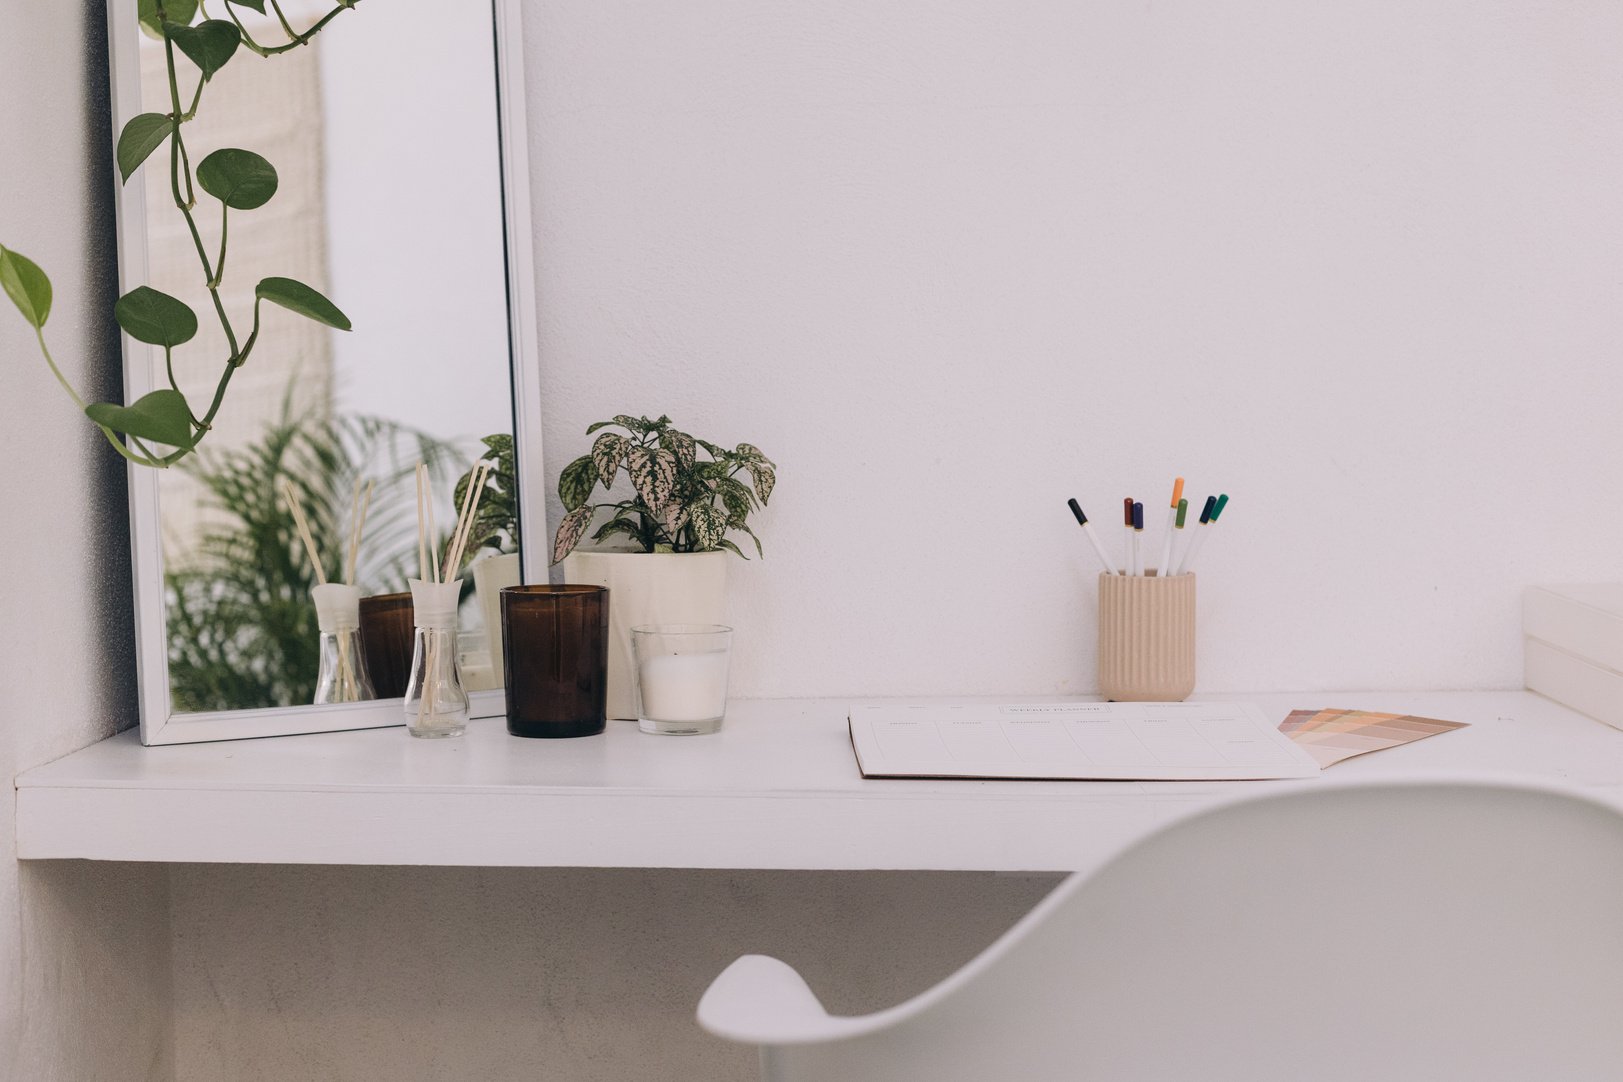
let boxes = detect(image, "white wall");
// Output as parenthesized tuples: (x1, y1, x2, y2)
(24, 2, 1623, 1079)
(531, 0, 1623, 697)
(170, 865, 1056, 1081)
(0, 2, 172, 1077)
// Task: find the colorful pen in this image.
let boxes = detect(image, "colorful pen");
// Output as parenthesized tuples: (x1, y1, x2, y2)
(1177, 494, 1224, 575)
(1156, 477, 1184, 577)
(1131, 501, 1144, 576)
(1067, 499, 1120, 576)
(1168, 496, 1189, 574)
(1122, 498, 1135, 577)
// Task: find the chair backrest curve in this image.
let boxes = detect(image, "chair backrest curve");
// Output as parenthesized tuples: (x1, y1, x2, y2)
(769, 778, 1623, 1082)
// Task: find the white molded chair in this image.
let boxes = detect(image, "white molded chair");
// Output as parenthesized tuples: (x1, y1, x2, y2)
(699, 780, 1623, 1081)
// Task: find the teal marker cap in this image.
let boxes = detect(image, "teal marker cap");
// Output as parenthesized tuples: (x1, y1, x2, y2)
(1210, 493, 1229, 522)
(1175, 498, 1188, 528)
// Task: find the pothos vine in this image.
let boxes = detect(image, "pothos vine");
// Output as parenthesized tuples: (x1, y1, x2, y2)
(0, 0, 361, 468)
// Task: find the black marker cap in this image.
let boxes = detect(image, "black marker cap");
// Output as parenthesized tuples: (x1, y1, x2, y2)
(1199, 494, 1217, 524)
(1067, 498, 1087, 526)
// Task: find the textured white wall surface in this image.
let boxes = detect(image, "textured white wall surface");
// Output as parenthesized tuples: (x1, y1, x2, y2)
(529, 0, 1623, 697)
(170, 865, 1056, 1081)
(0, 3, 173, 1078)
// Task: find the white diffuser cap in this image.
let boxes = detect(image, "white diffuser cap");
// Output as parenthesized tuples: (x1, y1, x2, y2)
(409, 578, 463, 630)
(311, 583, 362, 633)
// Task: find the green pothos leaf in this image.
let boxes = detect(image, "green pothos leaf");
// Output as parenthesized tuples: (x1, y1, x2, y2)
(169, 19, 241, 81)
(557, 454, 597, 511)
(225, 0, 266, 12)
(626, 445, 677, 511)
(551, 505, 594, 565)
(85, 389, 195, 448)
(255, 277, 350, 330)
(0, 246, 52, 328)
(139, 0, 199, 37)
(687, 503, 727, 551)
(116, 113, 172, 183)
(198, 148, 279, 210)
(114, 286, 198, 347)
(591, 432, 625, 488)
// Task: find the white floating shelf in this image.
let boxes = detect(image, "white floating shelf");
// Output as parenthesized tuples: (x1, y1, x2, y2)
(16, 693, 1623, 870)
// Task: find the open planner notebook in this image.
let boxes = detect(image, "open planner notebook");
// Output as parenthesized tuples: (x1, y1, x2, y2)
(848, 701, 1322, 781)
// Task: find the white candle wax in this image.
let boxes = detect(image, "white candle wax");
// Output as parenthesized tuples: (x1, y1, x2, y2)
(637, 650, 730, 722)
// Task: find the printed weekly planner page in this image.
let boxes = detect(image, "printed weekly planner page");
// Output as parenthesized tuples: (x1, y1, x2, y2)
(848, 701, 1321, 781)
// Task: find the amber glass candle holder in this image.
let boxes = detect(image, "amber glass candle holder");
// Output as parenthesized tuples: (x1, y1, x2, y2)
(358, 591, 414, 699)
(501, 584, 609, 738)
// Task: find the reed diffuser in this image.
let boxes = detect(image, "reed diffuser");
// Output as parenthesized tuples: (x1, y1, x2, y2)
(282, 479, 377, 704)
(405, 459, 494, 738)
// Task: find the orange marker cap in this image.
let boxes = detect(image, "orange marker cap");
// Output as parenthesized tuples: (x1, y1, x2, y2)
(1170, 477, 1185, 508)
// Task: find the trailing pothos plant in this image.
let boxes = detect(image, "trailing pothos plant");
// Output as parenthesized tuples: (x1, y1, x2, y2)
(0, 0, 359, 469)
(551, 415, 776, 564)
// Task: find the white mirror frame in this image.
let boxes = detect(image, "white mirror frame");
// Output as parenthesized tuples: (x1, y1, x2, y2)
(110, 0, 547, 745)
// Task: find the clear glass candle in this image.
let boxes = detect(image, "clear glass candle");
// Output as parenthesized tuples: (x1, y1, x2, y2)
(630, 624, 732, 736)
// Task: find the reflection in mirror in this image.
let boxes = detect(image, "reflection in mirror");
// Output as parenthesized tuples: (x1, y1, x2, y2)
(132, 1, 520, 714)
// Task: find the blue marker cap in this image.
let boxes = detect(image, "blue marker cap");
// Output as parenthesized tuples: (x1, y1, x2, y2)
(1199, 495, 1217, 524)
(1132, 501, 1144, 530)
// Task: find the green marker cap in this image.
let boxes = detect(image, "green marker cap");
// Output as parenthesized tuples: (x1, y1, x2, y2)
(1175, 498, 1188, 528)
(1210, 493, 1229, 522)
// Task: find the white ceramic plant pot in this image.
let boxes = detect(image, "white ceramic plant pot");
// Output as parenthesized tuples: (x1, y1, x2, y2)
(470, 552, 522, 690)
(561, 550, 729, 720)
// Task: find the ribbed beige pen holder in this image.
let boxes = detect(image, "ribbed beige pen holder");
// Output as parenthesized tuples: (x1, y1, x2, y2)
(1098, 572, 1196, 701)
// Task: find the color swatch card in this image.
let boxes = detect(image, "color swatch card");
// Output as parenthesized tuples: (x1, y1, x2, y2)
(1280, 709, 1468, 768)
(848, 701, 1321, 781)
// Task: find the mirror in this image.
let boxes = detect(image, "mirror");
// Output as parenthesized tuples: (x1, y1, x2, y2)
(111, 0, 546, 744)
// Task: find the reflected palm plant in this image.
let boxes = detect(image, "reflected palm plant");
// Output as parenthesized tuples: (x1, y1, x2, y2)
(166, 395, 464, 713)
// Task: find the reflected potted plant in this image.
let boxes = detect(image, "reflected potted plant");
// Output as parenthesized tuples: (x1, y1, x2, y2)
(552, 415, 776, 720)
(454, 434, 522, 687)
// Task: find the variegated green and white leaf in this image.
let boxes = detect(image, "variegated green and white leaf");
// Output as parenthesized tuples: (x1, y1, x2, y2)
(591, 432, 625, 488)
(717, 538, 747, 559)
(745, 460, 776, 504)
(656, 500, 690, 540)
(695, 438, 726, 459)
(557, 454, 598, 511)
(626, 445, 678, 510)
(551, 505, 594, 564)
(613, 414, 647, 432)
(714, 476, 755, 525)
(735, 442, 776, 468)
(661, 428, 696, 471)
(688, 503, 728, 551)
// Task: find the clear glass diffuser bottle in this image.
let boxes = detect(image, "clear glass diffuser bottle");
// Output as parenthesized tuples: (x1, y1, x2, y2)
(404, 578, 468, 738)
(311, 583, 377, 705)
